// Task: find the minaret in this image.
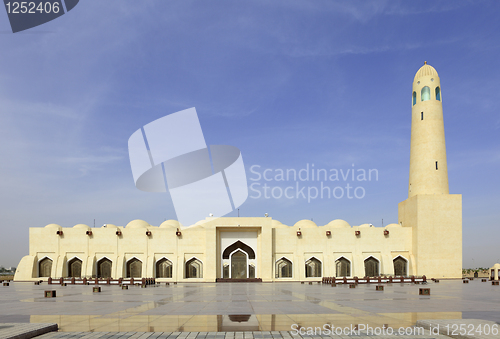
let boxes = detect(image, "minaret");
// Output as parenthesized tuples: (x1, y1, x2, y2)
(398, 62, 462, 279)
(409, 61, 449, 197)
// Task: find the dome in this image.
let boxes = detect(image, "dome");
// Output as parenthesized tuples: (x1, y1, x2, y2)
(126, 219, 150, 229)
(326, 219, 350, 228)
(45, 223, 61, 230)
(73, 224, 90, 229)
(159, 220, 181, 228)
(414, 61, 438, 81)
(385, 223, 401, 228)
(102, 224, 117, 228)
(293, 220, 317, 228)
(491, 263, 500, 269)
(272, 220, 289, 228)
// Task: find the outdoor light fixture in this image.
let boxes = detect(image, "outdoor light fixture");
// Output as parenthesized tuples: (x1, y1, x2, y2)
(146, 231, 152, 236)
(326, 231, 331, 236)
(384, 230, 389, 236)
(86, 230, 92, 236)
(355, 231, 361, 236)
(116, 230, 122, 236)
(297, 228, 302, 236)
(176, 228, 182, 236)
(56, 230, 63, 236)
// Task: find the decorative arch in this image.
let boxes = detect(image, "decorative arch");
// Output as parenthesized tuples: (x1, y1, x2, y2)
(435, 86, 441, 101)
(276, 257, 293, 278)
(335, 256, 351, 277)
(305, 256, 322, 278)
(412, 91, 417, 106)
(126, 257, 142, 278)
(96, 257, 112, 279)
(393, 255, 408, 276)
(67, 257, 83, 278)
(155, 257, 173, 278)
(223, 241, 255, 259)
(38, 256, 53, 278)
(185, 257, 203, 278)
(364, 256, 380, 277)
(421, 86, 430, 101)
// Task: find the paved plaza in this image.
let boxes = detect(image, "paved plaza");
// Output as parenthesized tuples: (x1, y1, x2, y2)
(0, 280, 499, 338)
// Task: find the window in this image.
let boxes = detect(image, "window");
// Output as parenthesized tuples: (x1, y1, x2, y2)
(223, 264, 229, 278)
(276, 258, 292, 278)
(364, 257, 379, 277)
(156, 258, 172, 278)
(435, 86, 441, 101)
(186, 258, 203, 278)
(436, 161, 438, 170)
(127, 258, 142, 278)
(97, 258, 112, 278)
(305, 257, 322, 278)
(68, 257, 82, 278)
(421, 86, 430, 101)
(335, 257, 351, 277)
(249, 264, 255, 278)
(412, 91, 416, 106)
(393, 257, 408, 276)
(421, 112, 424, 120)
(39, 257, 52, 278)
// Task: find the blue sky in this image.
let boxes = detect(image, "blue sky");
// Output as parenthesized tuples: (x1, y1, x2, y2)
(0, 1, 499, 268)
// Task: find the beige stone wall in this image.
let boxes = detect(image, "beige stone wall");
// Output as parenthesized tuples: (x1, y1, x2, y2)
(14, 217, 420, 282)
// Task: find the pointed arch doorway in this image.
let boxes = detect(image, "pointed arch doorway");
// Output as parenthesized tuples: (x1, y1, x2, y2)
(220, 232, 258, 279)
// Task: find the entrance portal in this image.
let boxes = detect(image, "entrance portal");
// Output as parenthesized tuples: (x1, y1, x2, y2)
(231, 250, 247, 279)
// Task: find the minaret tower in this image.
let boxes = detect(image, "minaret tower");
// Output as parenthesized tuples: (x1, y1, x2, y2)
(399, 62, 462, 279)
(409, 61, 449, 197)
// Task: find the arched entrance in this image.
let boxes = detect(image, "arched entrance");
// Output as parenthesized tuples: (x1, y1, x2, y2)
(39, 257, 52, 278)
(68, 257, 82, 278)
(231, 250, 247, 279)
(364, 257, 380, 277)
(97, 258, 112, 278)
(393, 256, 408, 276)
(127, 258, 142, 278)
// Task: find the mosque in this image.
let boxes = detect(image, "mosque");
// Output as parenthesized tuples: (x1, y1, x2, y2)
(14, 63, 462, 282)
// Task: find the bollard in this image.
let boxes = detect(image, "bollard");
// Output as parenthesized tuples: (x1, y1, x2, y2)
(419, 288, 430, 295)
(3, 282, 9, 286)
(376, 285, 384, 291)
(482, 279, 487, 282)
(121, 285, 128, 290)
(493, 281, 499, 286)
(463, 280, 469, 284)
(93, 287, 101, 293)
(434, 279, 439, 283)
(44, 290, 56, 298)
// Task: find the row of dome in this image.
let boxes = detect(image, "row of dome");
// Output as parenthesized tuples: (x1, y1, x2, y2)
(45, 219, 401, 230)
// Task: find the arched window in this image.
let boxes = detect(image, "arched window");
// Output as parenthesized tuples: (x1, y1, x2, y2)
(435, 86, 441, 101)
(97, 258, 112, 278)
(421, 86, 430, 101)
(335, 257, 350, 277)
(393, 257, 408, 276)
(276, 258, 292, 278)
(364, 257, 379, 277)
(127, 258, 142, 278)
(305, 257, 321, 278)
(412, 91, 416, 106)
(68, 257, 82, 278)
(186, 258, 203, 278)
(39, 257, 52, 278)
(156, 258, 172, 278)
